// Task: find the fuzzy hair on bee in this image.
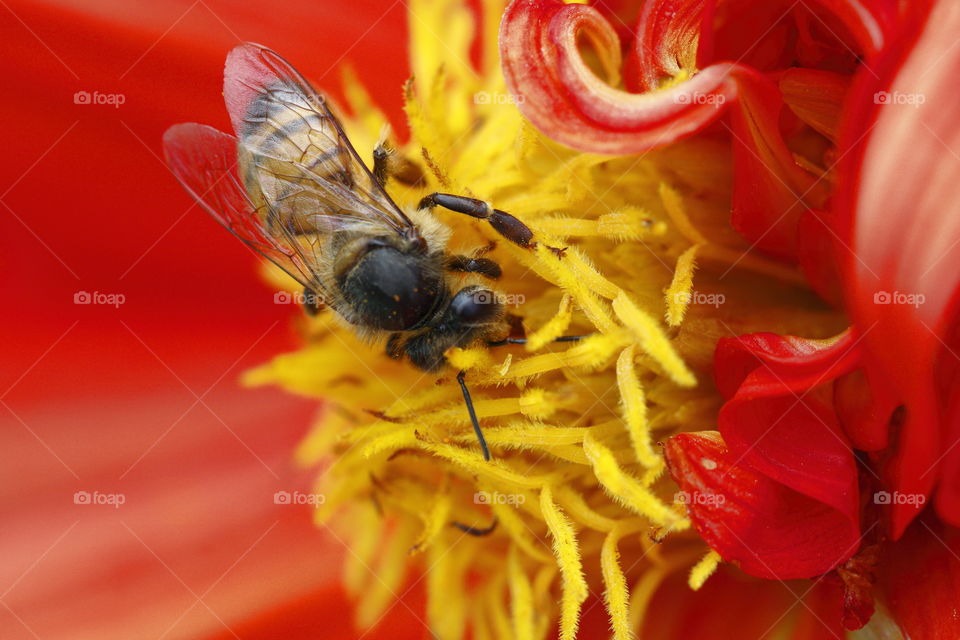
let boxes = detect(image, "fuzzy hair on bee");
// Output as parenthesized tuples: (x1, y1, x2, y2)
(163, 42, 569, 460)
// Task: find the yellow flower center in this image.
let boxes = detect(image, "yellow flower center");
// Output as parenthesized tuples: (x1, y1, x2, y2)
(244, 1, 846, 637)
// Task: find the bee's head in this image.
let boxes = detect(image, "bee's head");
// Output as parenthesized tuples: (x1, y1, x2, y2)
(401, 285, 505, 372)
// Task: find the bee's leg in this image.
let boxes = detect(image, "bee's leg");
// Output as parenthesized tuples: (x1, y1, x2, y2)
(487, 335, 588, 347)
(372, 144, 389, 188)
(372, 137, 424, 188)
(457, 370, 491, 461)
(445, 255, 502, 280)
(451, 517, 498, 536)
(418, 193, 567, 257)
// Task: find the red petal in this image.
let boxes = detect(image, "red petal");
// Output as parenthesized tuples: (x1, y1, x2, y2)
(499, 0, 737, 154)
(877, 518, 960, 639)
(665, 431, 861, 579)
(797, 208, 845, 306)
(727, 69, 830, 261)
(714, 330, 861, 399)
(642, 564, 844, 638)
(832, 0, 954, 536)
(711, 332, 864, 576)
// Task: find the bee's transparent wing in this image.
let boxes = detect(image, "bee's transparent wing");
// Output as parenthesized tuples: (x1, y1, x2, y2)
(162, 122, 328, 296)
(223, 42, 415, 236)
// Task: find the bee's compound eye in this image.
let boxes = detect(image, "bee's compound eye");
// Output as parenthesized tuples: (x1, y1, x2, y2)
(450, 287, 500, 324)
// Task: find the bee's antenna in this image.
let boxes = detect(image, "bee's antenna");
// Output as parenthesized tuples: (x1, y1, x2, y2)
(451, 517, 498, 536)
(456, 370, 491, 461)
(487, 334, 589, 347)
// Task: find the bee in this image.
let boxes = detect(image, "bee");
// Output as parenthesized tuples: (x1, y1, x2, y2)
(163, 43, 566, 461)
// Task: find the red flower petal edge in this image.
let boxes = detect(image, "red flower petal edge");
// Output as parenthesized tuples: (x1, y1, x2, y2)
(664, 431, 862, 580)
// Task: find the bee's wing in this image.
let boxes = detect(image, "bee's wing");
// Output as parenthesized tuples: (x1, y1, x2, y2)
(223, 42, 415, 236)
(162, 122, 327, 295)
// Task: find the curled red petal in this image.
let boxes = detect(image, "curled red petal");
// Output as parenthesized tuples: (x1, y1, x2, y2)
(632, 0, 715, 91)
(714, 329, 861, 399)
(834, 368, 899, 451)
(499, 0, 736, 154)
(665, 431, 862, 579)
(713, 330, 861, 565)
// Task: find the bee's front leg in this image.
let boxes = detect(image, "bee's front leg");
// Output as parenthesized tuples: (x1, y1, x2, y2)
(418, 193, 566, 257)
(445, 255, 502, 279)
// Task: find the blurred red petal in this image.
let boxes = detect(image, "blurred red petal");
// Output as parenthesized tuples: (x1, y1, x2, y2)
(877, 517, 960, 639)
(665, 431, 861, 579)
(642, 564, 844, 639)
(833, 0, 957, 536)
(797, 208, 845, 306)
(2, 0, 414, 637)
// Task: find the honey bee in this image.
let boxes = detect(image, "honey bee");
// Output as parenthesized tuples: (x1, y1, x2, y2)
(163, 43, 567, 461)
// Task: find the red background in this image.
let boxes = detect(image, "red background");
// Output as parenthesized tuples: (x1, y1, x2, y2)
(0, 1, 431, 637)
